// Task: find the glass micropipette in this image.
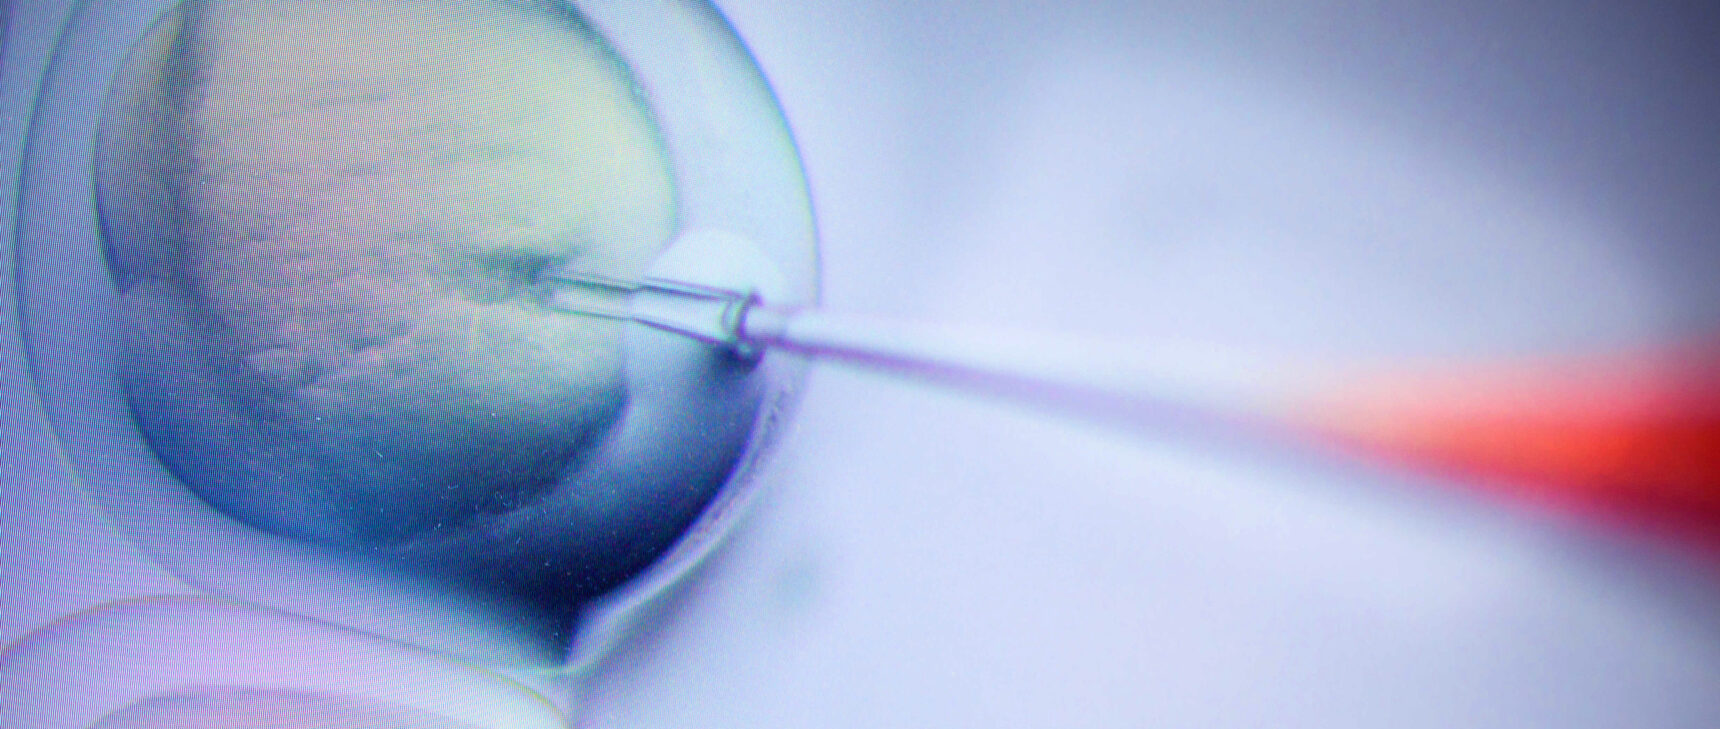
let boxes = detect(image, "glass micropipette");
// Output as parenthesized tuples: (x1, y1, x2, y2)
(537, 266, 1292, 430)
(538, 264, 1720, 552)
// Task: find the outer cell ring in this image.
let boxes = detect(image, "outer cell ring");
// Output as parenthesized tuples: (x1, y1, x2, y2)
(11, 0, 820, 672)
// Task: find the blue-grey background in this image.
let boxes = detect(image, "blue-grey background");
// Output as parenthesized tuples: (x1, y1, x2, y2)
(5, 1, 1720, 727)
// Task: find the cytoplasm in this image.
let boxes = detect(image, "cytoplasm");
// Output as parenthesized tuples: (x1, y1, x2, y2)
(97, 0, 676, 551)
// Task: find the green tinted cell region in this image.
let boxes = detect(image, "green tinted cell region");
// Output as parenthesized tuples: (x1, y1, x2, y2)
(96, 0, 677, 554)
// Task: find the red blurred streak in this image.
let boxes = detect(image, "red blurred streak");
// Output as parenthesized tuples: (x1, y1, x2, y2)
(1294, 340, 1720, 549)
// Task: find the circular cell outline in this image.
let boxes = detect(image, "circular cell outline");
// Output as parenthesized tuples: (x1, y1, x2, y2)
(11, 0, 821, 673)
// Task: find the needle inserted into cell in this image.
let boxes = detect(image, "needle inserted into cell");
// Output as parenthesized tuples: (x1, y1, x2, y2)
(538, 268, 763, 353)
(535, 263, 1288, 420)
(539, 261, 1720, 552)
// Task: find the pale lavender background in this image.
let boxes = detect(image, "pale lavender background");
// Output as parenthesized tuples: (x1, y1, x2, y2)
(6, 1, 1720, 727)
(582, 2, 1720, 727)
